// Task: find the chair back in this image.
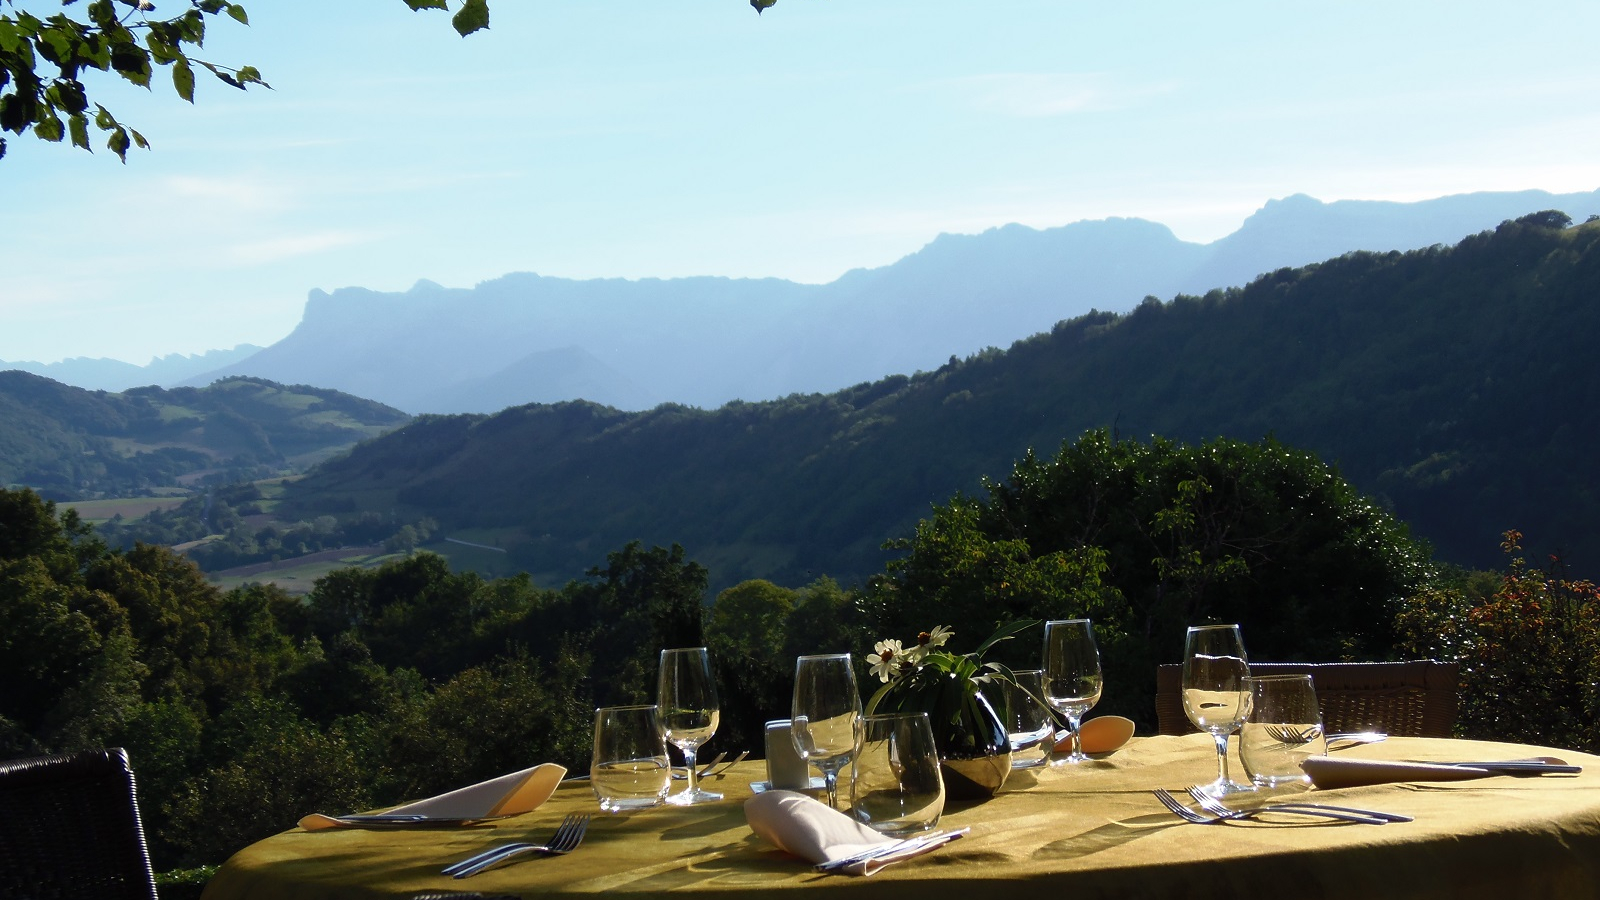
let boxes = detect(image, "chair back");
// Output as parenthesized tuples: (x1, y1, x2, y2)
(1154, 660, 1460, 737)
(0, 747, 159, 900)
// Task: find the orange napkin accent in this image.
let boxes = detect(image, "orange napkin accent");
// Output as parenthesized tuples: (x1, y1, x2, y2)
(298, 762, 566, 830)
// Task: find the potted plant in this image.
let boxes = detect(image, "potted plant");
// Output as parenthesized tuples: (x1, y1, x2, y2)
(863, 620, 1038, 799)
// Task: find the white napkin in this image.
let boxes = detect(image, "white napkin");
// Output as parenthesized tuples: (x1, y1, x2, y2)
(745, 790, 951, 876)
(299, 762, 566, 830)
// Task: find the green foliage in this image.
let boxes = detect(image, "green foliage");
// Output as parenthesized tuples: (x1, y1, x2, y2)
(0, 483, 718, 875)
(1394, 531, 1600, 753)
(865, 429, 1438, 727)
(0, 0, 499, 162)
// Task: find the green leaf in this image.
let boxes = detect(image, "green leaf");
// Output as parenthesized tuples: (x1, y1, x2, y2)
(172, 56, 194, 102)
(227, 4, 249, 25)
(452, 0, 489, 36)
(34, 114, 64, 142)
(94, 103, 115, 129)
(68, 112, 89, 149)
(404, 0, 449, 10)
(750, 0, 778, 12)
(107, 124, 129, 161)
(130, 127, 148, 149)
(0, 19, 26, 54)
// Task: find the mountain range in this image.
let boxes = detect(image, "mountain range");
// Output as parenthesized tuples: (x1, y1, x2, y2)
(273, 212, 1600, 589)
(0, 345, 262, 393)
(12, 188, 1593, 415)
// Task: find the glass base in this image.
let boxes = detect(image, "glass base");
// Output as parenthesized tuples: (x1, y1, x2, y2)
(665, 787, 723, 805)
(1193, 777, 1256, 798)
(1049, 751, 1091, 766)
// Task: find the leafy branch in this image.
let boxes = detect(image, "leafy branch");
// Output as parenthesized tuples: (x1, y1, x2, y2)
(0, 0, 492, 163)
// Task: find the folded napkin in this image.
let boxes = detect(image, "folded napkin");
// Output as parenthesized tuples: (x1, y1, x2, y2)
(746, 790, 953, 876)
(299, 762, 566, 830)
(1300, 757, 1490, 790)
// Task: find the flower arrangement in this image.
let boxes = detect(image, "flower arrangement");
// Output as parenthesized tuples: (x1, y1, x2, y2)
(861, 620, 1038, 798)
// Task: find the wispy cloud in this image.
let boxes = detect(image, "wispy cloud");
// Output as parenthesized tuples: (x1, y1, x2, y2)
(222, 230, 381, 266)
(936, 72, 1169, 118)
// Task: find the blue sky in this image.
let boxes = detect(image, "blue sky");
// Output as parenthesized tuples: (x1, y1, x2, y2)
(3, 0, 1598, 364)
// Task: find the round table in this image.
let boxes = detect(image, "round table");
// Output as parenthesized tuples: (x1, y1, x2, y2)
(200, 735, 1600, 900)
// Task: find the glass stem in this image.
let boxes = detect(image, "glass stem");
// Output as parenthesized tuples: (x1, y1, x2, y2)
(823, 768, 840, 809)
(682, 746, 698, 794)
(1067, 712, 1084, 758)
(1212, 732, 1232, 784)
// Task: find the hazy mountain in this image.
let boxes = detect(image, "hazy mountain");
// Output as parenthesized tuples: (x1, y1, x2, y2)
(0, 345, 262, 392)
(179, 188, 1600, 414)
(278, 214, 1600, 589)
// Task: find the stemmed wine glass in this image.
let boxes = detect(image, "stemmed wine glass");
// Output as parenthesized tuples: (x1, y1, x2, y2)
(1182, 623, 1254, 798)
(1042, 619, 1104, 764)
(791, 653, 864, 810)
(658, 647, 722, 806)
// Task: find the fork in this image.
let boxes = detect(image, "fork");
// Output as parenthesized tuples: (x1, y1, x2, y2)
(1262, 724, 1322, 745)
(708, 750, 749, 777)
(671, 751, 728, 781)
(442, 813, 590, 878)
(1177, 784, 1414, 819)
(1153, 789, 1386, 825)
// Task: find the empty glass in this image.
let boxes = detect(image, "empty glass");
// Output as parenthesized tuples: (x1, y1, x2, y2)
(791, 653, 864, 810)
(1182, 624, 1254, 797)
(1043, 619, 1103, 764)
(590, 704, 671, 812)
(658, 647, 722, 805)
(850, 712, 945, 836)
(1003, 669, 1056, 768)
(1239, 674, 1326, 787)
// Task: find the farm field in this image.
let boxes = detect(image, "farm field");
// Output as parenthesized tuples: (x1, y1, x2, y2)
(207, 545, 397, 595)
(63, 496, 191, 523)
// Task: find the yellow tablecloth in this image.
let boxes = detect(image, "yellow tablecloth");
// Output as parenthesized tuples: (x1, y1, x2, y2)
(201, 735, 1600, 900)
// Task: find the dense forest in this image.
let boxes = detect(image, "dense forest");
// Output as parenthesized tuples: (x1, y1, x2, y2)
(0, 375, 410, 500)
(280, 212, 1600, 588)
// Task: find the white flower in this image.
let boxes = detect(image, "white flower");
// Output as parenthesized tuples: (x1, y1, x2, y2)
(867, 639, 906, 683)
(917, 625, 954, 650)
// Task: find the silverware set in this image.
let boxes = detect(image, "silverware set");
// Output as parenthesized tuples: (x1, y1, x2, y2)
(1152, 787, 1409, 825)
(813, 827, 970, 873)
(442, 813, 591, 878)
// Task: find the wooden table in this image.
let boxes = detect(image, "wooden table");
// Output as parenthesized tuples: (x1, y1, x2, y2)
(201, 735, 1600, 900)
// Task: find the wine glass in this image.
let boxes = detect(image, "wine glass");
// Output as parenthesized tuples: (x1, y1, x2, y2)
(1042, 619, 1104, 764)
(791, 653, 864, 810)
(1182, 623, 1254, 797)
(657, 647, 722, 805)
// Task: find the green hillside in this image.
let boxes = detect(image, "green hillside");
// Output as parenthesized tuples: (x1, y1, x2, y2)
(280, 212, 1600, 587)
(0, 374, 412, 500)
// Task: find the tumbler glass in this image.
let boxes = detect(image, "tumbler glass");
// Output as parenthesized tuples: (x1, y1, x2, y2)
(591, 704, 672, 812)
(1238, 674, 1326, 787)
(849, 712, 945, 836)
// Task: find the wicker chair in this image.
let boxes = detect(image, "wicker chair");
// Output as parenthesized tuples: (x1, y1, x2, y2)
(0, 747, 159, 900)
(1154, 660, 1460, 737)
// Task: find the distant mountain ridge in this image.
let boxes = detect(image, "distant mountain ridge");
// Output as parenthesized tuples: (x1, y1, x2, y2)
(183, 188, 1600, 414)
(0, 345, 263, 392)
(278, 214, 1600, 589)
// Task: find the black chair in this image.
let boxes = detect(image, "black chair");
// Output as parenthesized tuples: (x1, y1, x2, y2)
(1155, 660, 1460, 737)
(0, 747, 159, 900)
